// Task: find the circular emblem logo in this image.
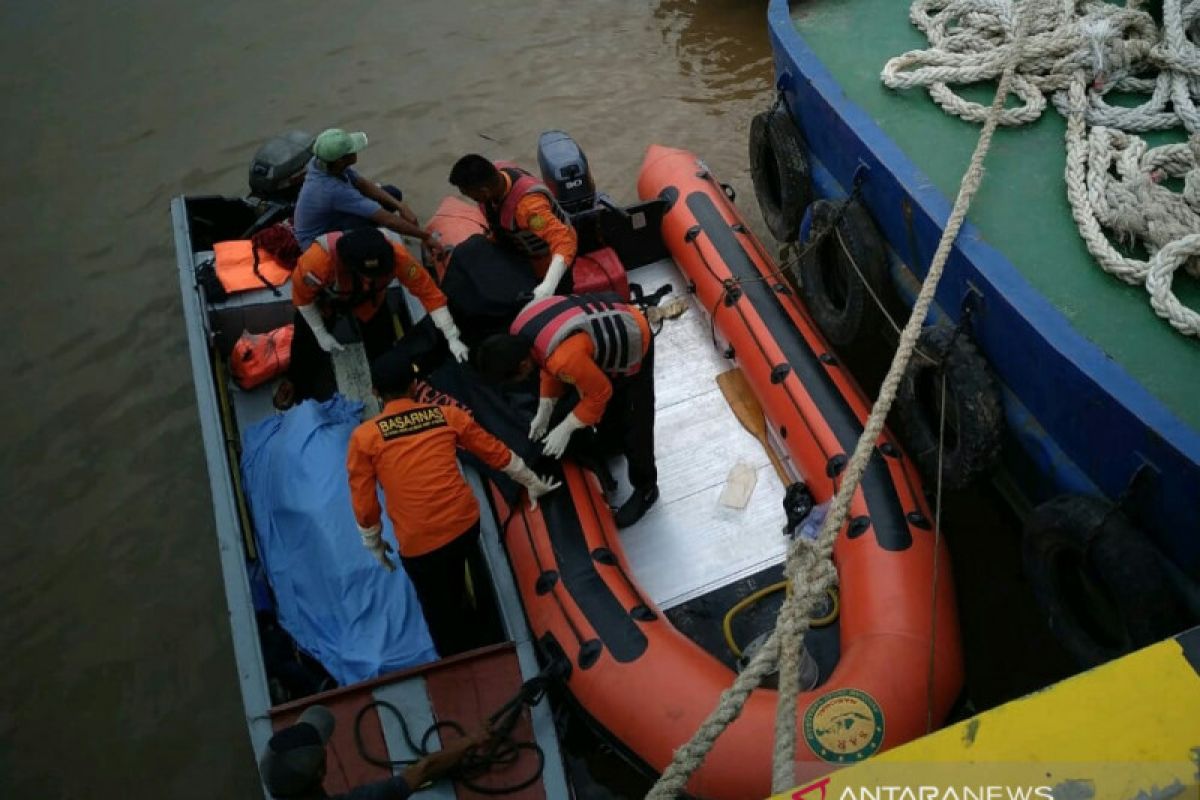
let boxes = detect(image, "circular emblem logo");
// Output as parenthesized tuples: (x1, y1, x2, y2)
(528, 213, 547, 231)
(803, 688, 884, 763)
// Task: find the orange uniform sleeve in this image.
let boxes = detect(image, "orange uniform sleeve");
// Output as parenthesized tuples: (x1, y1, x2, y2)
(539, 369, 568, 401)
(292, 245, 333, 308)
(346, 424, 383, 529)
(445, 407, 513, 471)
(543, 334, 612, 426)
(515, 193, 577, 265)
(390, 243, 448, 312)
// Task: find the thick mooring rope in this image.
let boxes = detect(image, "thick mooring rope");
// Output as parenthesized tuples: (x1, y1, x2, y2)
(643, 17, 1025, 800)
(883, 0, 1200, 337)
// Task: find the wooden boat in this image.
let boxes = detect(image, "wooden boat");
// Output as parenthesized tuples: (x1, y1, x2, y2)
(172, 190, 570, 799)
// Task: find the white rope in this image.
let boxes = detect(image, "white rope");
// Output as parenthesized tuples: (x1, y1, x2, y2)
(884, 0, 1200, 337)
(644, 18, 1022, 800)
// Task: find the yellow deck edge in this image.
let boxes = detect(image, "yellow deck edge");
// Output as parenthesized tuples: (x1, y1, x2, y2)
(771, 628, 1200, 799)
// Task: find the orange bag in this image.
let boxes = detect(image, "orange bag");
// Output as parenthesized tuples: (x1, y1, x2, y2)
(230, 325, 294, 390)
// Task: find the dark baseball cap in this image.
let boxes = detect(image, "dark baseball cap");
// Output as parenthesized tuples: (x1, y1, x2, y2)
(258, 705, 336, 797)
(337, 227, 395, 277)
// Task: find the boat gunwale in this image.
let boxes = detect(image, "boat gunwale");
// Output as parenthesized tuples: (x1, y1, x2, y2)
(172, 196, 276, 795)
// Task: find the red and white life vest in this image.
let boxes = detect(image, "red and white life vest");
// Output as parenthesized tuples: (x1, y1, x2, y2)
(482, 164, 570, 260)
(511, 293, 646, 376)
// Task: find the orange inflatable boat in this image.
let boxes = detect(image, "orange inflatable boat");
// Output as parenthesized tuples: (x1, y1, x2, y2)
(425, 143, 963, 799)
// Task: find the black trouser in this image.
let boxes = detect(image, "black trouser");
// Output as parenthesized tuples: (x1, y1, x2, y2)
(288, 303, 397, 402)
(399, 521, 503, 658)
(586, 339, 658, 491)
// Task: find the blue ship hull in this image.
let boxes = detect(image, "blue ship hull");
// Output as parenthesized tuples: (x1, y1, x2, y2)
(766, 0, 1199, 574)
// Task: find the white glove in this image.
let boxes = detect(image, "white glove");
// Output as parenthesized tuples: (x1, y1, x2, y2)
(501, 453, 562, 510)
(529, 397, 558, 442)
(297, 303, 344, 353)
(358, 523, 396, 572)
(429, 305, 469, 363)
(530, 254, 568, 303)
(541, 412, 587, 459)
(446, 334, 469, 363)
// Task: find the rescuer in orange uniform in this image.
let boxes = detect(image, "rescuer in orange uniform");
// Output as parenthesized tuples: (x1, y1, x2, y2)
(285, 227, 469, 404)
(346, 349, 560, 656)
(473, 293, 659, 528)
(448, 154, 577, 303)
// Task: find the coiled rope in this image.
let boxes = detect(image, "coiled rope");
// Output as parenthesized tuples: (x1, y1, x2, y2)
(882, 0, 1200, 337)
(643, 11, 1026, 799)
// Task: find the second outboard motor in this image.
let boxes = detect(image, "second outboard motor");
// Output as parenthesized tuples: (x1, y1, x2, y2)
(249, 130, 314, 202)
(536, 130, 596, 214)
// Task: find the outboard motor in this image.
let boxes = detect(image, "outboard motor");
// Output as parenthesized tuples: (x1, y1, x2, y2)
(536, 130, 596, 214)
(249, 130, 314, 202)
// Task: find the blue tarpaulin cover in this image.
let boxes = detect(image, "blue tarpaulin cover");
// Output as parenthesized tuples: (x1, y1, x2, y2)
(241, 395, 438, 685)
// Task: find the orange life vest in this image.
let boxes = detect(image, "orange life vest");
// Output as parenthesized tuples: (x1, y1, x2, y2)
(230, 325, 294, 390)
(213, 240, 293, 294)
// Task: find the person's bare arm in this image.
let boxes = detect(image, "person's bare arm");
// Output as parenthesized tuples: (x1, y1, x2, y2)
(354, 176, 442, 254)
(351, 173, 413, 217)
(369, 207, 429, 241)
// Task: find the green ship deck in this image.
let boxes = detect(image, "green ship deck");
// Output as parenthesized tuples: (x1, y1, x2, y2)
(792, 0, 1200, 430)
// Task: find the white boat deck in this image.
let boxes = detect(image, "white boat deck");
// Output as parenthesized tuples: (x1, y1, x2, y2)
(613, 259, 792, 611)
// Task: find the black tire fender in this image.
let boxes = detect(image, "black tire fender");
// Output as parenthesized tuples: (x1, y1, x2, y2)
(749, 107, 813, 242)
(1022, 495, 1197, 667)
(893, 323, 1002, 490)
(797, 198, 889, 349)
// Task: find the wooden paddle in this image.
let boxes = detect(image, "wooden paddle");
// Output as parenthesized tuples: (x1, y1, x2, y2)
(717, 367, 791, 485)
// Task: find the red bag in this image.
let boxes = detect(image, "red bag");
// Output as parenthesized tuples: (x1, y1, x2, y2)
(251, 223, 302, 269)
(230, 325, 294, 390)
(572, 247, 630, 300)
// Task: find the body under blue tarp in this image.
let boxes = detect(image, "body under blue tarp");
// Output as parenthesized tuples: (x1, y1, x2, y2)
(241, 395, 438, 685)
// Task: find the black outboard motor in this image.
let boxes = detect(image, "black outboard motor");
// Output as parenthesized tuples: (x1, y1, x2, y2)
(249, 130, 314, 203)
(536, 130, 596, 214)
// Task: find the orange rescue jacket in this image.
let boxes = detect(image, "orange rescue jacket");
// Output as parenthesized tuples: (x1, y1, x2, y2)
(511, 295, 652, 426)
(482, 165, 577, 276)
(292, 230, 448, 322)
(346, 397, 512, 557)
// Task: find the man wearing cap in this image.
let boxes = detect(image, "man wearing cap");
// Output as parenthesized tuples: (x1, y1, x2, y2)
(448, 154, 577, 304)
(259, 704, 486, 798)
(347, 349, 560, 656)
(294, 128, 440, 254)
(286, 227, 469, 405)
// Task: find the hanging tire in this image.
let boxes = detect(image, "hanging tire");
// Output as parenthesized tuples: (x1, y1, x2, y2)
(749, 107, 813, 242)
(893, 324, 1002, 490)
(1022, 495, 1196, 668)
(796, 198, 889, 349)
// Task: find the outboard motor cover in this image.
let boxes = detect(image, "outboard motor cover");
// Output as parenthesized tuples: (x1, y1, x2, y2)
(249, 130, 314, 200)
(536, 130, 596, 214)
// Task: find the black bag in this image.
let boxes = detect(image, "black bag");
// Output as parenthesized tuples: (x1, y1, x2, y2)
(195, 258, 228, 303)
(440, 234, 538, 345)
